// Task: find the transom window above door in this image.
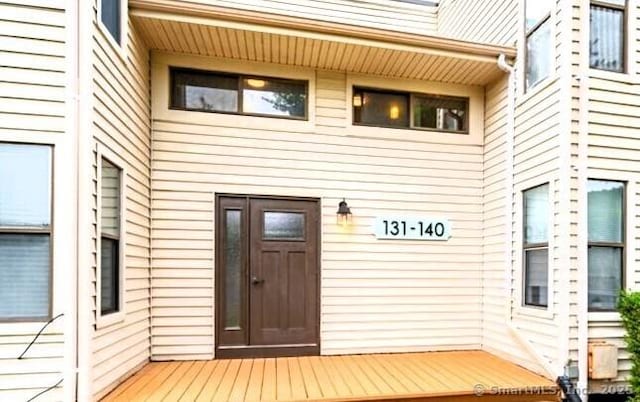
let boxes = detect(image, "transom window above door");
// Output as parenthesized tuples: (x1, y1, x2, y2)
(170, 67, 308, 120)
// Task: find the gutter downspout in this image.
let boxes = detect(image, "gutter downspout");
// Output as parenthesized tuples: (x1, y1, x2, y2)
(496, 54, 515, 327)
(76, 0, 94, 399)
(65, 0, 79, 399)
(496, 54, 557, 381)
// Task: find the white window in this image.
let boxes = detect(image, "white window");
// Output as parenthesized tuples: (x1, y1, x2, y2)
(523, 184, 549, 308)
(525, 0, 553, 90)
(98, 0, 127, 52)
(0, 143, 52, 321)
(590, 0, 626, 72)
(588, 179, 625, 311)
(97, 147, 126, 325)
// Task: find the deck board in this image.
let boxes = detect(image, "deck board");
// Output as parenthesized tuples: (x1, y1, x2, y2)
(102, 351, 559, 402)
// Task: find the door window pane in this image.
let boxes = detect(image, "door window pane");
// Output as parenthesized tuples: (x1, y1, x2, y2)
(171, 69, 238, 113)
(264, 212, 305, 239)
(101, 0, 121, 44)
(100, 237, 119, 315)
(0, 144, 51, 227)
(526, 0, 553, 30)
(224, 210, 242, 329)
(588, 180, 623, 242)
(524, 184, 549, 244)
(0, 234, 50, 319)
(590, 5, 625, 72)
(242, 78, 307, 118)
(413, 96, 468, 132)
(588, 246, 622, 310)
(526, 20, 552, 89)
(525, 249, 549, 307)
(353, 89, 409, 128)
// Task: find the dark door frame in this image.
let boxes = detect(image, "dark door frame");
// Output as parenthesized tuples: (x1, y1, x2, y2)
(214, 194, 321, 359)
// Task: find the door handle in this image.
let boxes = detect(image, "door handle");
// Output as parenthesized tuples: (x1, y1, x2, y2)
(251, 276, 265, 285)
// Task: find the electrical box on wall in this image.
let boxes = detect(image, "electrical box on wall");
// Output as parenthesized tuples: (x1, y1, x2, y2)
(588, 342, 618, 380)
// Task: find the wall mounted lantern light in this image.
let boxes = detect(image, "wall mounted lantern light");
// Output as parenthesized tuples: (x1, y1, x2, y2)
(337, 198, 352, 226)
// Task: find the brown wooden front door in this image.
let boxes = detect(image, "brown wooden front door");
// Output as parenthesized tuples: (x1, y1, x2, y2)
(216, 195, 319, 358)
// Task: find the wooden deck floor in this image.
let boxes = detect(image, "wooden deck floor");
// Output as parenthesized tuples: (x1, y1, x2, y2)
(101, 351, 559, 402)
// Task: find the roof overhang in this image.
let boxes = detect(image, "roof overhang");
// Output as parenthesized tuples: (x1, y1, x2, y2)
(130, 0, 516, 86)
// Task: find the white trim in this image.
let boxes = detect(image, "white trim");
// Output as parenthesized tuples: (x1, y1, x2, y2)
(95, 143, 127, 329)
(64, 0, 81, 396)
(345, 73, 485, 146)
(77, 0, 96, 396)
(513, 176, 556, 320)
(97, 0, 128, 63)
(577, 0, 591, 396)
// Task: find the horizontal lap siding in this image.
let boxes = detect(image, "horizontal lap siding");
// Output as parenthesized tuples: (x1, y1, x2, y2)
(91, 9, 152, 401)
(150, 70, 484, 359)
(0, 1, 66, 401)
(587, 77, 640, 389)
(511, 79, 562, 371)
(197, 0, 437, 35)
(438, 0, 517, 46)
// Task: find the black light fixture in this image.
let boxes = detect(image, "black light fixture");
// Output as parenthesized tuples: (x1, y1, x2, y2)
(336, 198, 352, 226)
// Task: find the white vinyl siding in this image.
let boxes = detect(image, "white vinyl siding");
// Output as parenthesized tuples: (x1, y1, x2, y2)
(438, 0, 518, 45)
(199, 0, 437, 35)
(0, 1, 66, 400)
(90, 0, 152, 398)
(150, 55, 486, 359)
(586, 76, 640, 390)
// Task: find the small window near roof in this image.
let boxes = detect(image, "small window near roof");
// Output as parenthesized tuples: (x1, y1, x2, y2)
(353, 87, 469, 133)
(100, 0, 121, 45)
(353, 88, 409, 128)
(170, 68, 308, 120)
(413, 95, 468, 132)
(590, 0, 626, 72)
(525, 0, 553, 90)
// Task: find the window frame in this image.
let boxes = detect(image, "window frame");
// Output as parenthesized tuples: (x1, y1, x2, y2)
(169, 67, 310, 121)
(589, 0, 628, 73)
(524, 0, 553, 92)
(522, 183, 550, 309)
(587, 178, 626, 313)
(0, 142, 53, 323)
(97, 0, 128, 59)
(96, 144, 127, 328)
(352, 86, 470, 134)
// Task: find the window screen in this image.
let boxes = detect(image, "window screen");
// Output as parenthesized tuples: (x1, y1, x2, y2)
(0, 143, 52, 320)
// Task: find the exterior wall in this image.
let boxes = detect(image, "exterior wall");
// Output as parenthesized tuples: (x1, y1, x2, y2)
(90, 3, 152, 399)
(438, 0, 518, 45)
(585, 26, 640, 391)
(149, 52, 487, 360)
(196, 0, 437, 35)
(0, 1, 73, 401)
